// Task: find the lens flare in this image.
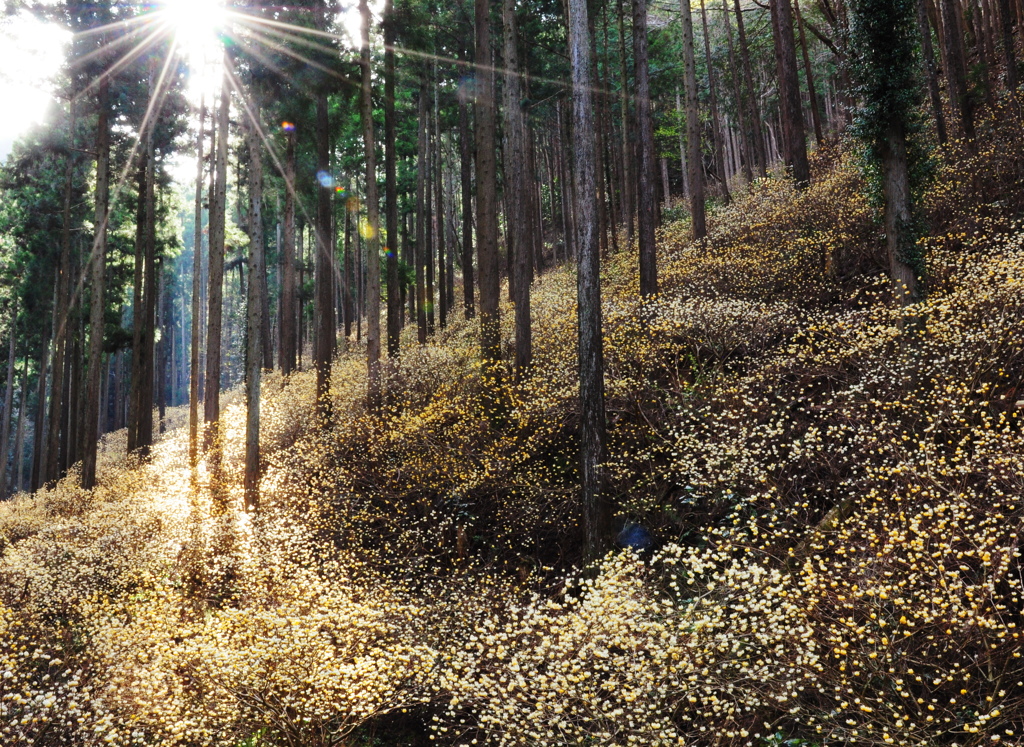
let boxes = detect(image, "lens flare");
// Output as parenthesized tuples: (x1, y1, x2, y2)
(281, 121, 295, 132)
(317, 171, 335, 188)
(358, 216, 375, 239)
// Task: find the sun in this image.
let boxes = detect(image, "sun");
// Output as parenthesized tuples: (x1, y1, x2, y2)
(158, 0, 228, 97)
(159, 0, 226, 60)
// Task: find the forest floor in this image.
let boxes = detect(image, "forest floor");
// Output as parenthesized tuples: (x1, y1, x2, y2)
(2, 97, 1024, 747)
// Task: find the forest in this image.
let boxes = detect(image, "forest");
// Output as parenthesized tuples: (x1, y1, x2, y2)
(0, 0, 1022, 743)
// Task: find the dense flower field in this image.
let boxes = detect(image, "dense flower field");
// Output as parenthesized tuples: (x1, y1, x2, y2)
(1, 100, 1022, 746)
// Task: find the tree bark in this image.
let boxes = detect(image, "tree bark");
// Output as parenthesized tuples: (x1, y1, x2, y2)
(634, 0, 659, 295)
(735, 0, 768, 177)
(476, 0, 502, 378)
(0, 316, 15, 496)
(415, 79, 429, 345)
(205, 63, 229, 451)
(680, 0, 707, 238)
(13, 363, 27, 496)
(82, 75, 109, 489)
(794, 0, 825, 145)
(157, 264, 167, 433)
(569, 0, 611, 562)
(46, 100, 77, 484)
(30, 328, 48, 492)
(280, 127, 297, 374)
(245, 100, 265, 512)
(700, 0, 732, 203)
(435, 81, 448, 330)
(996, 0, 1019, 93)
(314, 91, 335, 422)
(503, 0, 533, 376)
(917, 0, 949, 146)
(882, 123, 920, 305)
(771, 0, 811, 186)
(188, 96, 205, 467)
(384, 0, 401, 358)
(721, 0, 754, 183)
(617, 0, 635, 241)
(675, 88, 690, 197)
(940, 0, 976, 140)
(138, 95, 158, 457)
(359, 0, 382, 410)
(459, 62, 476, 320)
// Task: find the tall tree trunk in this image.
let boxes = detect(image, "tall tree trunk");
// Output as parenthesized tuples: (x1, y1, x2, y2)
(280, 127, 297, 374)
(314, 91, 334, 421)
(771, 0, 811, 186)
(356, 196, 363, 342)
(60, 326, 73, 474)
(634, 0, 658, 295)
(561, 102, 578, 261)
(556, 105, 575, 261)
(425, 110, 436, 336)
(700, 0, 732, 203)
(882, 123, 920, 305)
(476, 0, 501, 379)
(344, 205, 354, 340)
(794, 0, 825, 145)
(503, 0, 533, 376)
(384, 0, 401, 358)
(83, 76, 109, 489)
(1016, 0, 1024, 53)
(46, 100, 77, 485)
(735, 0, 768, 177)
(435, 83, 448, 330)
(661, 157, 671, 208)
(138, 102, 158, 457)
(245, 100, 265, 511)
(680, 0, 707, 238)
(996, 0, 1019, 93)
(415, 80, 429, 345)
(259, 225, 272, 371)
(30, 330, 48, 492)
(13, 363, 27, 496)
(589, 13, 610, 260)
(205, 63, 229, 451)
(157, 264, 167, 433)
(0, 316, 15, 496)
(675, 88, 691, 197)
(447, 167, 457, 307)
(918, 0, 950, 146)
(401, 210, 410, 327)
(569, 0, 610, 561)
(459, 62, 476, 320)
(127, 164, 145, 454)
(617, 0, 635, 241)
(721, 0, 754, 183)
(940, 0, 976, 140)
(359, 0, 382, 409)
(597, 17, 621, 256)
(188, 96, 205, 467)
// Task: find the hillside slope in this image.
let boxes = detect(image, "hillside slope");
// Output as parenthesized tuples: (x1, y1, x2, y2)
(1, 102, 1023, 746)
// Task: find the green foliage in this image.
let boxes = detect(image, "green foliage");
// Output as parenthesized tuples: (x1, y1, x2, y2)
(848, 0, 934, 278)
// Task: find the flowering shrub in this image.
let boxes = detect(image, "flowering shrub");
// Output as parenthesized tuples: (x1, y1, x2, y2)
(0, 108, 1022, 746)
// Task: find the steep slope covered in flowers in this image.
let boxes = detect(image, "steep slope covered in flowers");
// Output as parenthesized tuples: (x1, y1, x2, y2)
(1, 103, 1023, 746)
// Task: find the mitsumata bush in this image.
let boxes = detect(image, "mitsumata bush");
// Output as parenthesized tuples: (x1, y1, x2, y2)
(1, 104, 1024, 746)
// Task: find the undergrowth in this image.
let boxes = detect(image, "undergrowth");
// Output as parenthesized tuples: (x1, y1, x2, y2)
(1, 95, 1023, 745)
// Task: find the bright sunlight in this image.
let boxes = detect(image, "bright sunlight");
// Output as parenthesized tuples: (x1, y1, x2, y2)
(157, 0, 227, 97)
